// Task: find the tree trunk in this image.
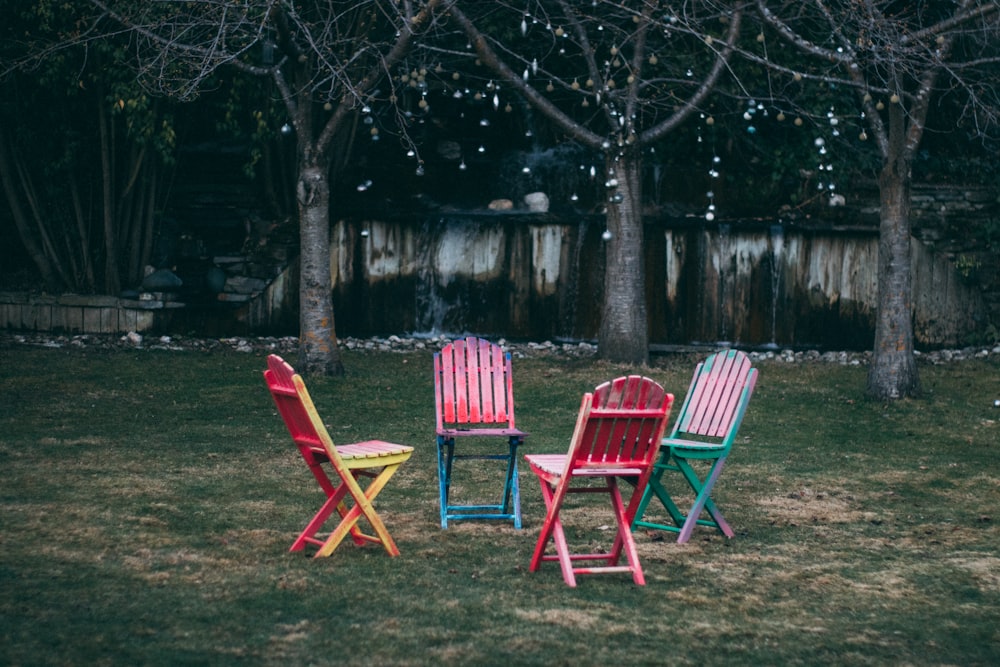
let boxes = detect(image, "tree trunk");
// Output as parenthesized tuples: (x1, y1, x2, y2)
(98, 97, 121, 294)
(867, 156, 920, 400)
(296, 162, 344, 377)
(69, 176, 96, 291)
(598, 151, 649, 365)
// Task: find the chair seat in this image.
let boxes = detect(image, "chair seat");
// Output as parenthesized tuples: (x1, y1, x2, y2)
(526, 454, 645, 478)
(338, 440, 414, 464)
(665, 437, 727, 453)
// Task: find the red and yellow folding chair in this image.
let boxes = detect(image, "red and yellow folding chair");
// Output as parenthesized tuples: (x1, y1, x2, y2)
(264, 354, 413, 558)
(525, 376, 673, 587)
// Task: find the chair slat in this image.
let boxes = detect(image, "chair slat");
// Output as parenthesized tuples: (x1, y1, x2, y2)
(488, 341, 507, 423)
(464, 338, 481, 422)
(454, 339, 469, 422)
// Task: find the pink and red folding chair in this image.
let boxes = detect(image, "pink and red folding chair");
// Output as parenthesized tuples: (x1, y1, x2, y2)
(525, 376, 673, 586)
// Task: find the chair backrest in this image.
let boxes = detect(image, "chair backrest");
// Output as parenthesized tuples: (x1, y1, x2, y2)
(264, 354, 343, 476)
(434, 337, 517, 430)
(566, 376, 674, 471)
(671, 349, 758, 446)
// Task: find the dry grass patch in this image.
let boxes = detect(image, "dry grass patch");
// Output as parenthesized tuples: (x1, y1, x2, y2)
(756, 486, 879, 526)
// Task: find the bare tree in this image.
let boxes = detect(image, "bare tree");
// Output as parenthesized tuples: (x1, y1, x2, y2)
(750, 0, 1000, 399)
(82, 0, 453, 375)
(444, 1, 743, 364)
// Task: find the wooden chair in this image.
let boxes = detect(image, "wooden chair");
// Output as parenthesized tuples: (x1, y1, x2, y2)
(632, 349, 758, 543)
(434, 337, 527, 529)
(525, 376, 673, 587)
(264, 354, 413, 558)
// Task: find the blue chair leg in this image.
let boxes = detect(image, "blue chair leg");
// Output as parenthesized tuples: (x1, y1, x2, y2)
(436, 435, 522, 530)
(502, 436, 523, 529)
(437, 436, 455, 529)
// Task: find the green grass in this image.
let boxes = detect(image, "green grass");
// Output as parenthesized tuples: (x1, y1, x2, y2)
(1, 344, 998, 666)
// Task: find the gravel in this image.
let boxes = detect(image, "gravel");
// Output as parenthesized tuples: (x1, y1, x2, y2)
(2, 331, 998, 365)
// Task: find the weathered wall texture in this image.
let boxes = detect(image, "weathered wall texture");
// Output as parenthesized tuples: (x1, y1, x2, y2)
(329, 212, 987, 350)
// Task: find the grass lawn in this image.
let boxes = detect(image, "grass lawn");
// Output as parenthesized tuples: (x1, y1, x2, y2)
(1, 342, 998, 666)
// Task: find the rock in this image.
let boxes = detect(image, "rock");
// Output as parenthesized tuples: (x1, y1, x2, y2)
(524, 192, 550, 213)
(141, 268, 183, 291)
(2, 331, 998, 367)
(122, 332, 143, 347)
(488, 199, 514, 211)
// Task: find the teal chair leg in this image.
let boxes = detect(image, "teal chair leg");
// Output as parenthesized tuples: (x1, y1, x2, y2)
(632, 451, 733, 543)
(437, 436, 455, 529)
(436, 435, 522, 529)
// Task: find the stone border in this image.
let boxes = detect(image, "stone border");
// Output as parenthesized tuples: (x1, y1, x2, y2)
(1, 331, 998, 365)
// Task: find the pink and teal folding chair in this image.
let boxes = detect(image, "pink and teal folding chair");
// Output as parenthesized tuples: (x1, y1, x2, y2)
(632, 349, 758, 543)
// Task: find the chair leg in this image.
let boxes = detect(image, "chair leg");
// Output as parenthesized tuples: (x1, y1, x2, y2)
(315, 463, 406, 557)
(290, 484, 350, 552)
(437, 436, 522, 529)
(502, 436, 523, 529)
(607, 478, 645, 586)
(676, 456, 733, 543)
(436, 437, 454, 529)
(632, 454, 733, 543)
(632, 458, 688, 532)
(530, 478, 576, 586)
(533, 476, 649, 587)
